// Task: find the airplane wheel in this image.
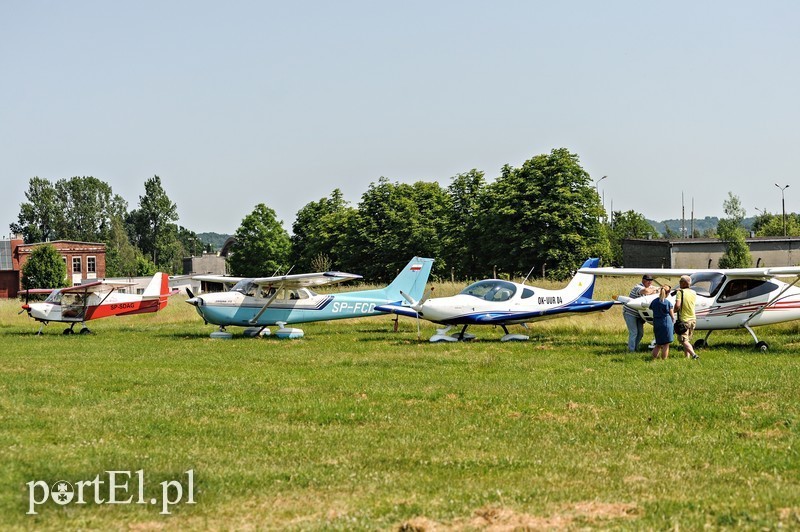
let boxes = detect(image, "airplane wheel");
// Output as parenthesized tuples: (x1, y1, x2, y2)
(79, 328, 92, 335)
(694, 339, 706, 349)
(63, 328, 74, 335)
(756, 341, 769, 352)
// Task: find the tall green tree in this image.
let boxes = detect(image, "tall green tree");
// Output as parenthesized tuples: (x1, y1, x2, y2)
(608, 210, 656, 265)
(128, 176, 179, 269)
(12, 176, 127, 244)
(718, 192, 752, 269)
(21, 243, 69, 290)
(344, 177, 450, 282)
(478, 148, 608, 279)
(54, 176, 127, 242)
(445, 170, 487, 279)
(290, 189, 356, 272)
(228, 204, 291, 277)
(10, 177, 61, 242)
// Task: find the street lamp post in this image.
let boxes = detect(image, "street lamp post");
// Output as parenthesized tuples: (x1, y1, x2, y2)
(775, 183, 790, 236)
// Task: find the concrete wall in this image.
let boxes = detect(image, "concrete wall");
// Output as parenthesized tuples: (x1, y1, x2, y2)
(622, 240, 672, 268)
(182, 254, 227, 275)
(623, 237, 800, 268)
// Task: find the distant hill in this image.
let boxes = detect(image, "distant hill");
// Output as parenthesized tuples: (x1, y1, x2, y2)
(646, 216, 756, 237)
(197, 232, 232, 251)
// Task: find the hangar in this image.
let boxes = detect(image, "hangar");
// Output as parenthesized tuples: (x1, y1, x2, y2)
(623, 236, 800, 269)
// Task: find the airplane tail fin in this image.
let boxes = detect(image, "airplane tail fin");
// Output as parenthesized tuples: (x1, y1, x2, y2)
(384, 257, 434, 301)
(566, 258, 600, 300)
(348, 257, 434, 301)
(143, 273, 170, 309)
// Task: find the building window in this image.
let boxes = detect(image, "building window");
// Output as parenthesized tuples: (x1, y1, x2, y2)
(87, 256, 96, 273)
(72, 256, 81, 274)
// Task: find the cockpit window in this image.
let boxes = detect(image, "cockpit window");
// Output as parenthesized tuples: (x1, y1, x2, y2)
(689, 272, 725, 298)
(717, 279, 777, 303)
(460, 280, 517, 302)
(522, 288, 535, 299)
(45, 290, 63, 304)
(231, 279, 258, 297)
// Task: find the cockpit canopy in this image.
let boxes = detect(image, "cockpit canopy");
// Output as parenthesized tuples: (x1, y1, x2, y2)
(230, 279, 316, 300)
(45, 290, 63, 304)
(689, 272, 725, 297)
(460, 280, 518, 302)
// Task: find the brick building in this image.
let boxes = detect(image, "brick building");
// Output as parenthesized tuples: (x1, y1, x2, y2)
(0, 238, 106, 298)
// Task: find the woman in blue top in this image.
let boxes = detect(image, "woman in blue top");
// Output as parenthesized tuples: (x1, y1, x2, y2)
(649, 285, 675, 360)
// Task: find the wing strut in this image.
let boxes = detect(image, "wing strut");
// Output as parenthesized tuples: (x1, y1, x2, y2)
(248, 284, 283, 325)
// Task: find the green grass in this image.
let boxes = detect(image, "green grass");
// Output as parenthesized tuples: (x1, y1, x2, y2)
(1, 282, 799, 530)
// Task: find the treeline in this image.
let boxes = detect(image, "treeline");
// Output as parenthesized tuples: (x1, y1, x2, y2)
(11, 176, 205, 277)
(11, 148, 672, 282)
(229, 148, 656, 282)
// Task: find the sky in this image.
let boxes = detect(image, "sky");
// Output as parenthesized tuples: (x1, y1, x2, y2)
(2, 1, 799, 236)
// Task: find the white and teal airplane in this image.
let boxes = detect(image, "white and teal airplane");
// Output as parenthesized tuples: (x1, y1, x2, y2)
(186, 256, 434, 338)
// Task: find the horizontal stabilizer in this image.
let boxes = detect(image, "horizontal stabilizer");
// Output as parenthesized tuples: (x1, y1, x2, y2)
(374, 303, 419, 318)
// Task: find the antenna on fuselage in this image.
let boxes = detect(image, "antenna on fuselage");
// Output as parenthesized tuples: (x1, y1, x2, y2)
(522, 265, 536, 285)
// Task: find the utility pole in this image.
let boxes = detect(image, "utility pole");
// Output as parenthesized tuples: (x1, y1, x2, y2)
(775, 183, 790, 236)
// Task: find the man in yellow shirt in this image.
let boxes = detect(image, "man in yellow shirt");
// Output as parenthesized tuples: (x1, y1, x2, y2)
(674, 275, 699, 360)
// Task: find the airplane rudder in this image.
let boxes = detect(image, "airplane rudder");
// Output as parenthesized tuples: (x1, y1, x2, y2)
(160, 272, 169, 296)
(385, 257, 433, 300)
(569, 258, 598, 299)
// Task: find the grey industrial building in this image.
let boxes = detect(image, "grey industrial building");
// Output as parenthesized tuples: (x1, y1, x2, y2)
(623, 237, 800, 269)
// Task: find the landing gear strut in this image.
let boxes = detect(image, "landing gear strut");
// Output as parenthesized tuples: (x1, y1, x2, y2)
(745, 325, 769, 352)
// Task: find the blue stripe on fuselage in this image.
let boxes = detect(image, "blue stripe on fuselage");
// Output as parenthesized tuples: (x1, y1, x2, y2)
(430, 299, 615, 325)
(194, 294, 390, 327)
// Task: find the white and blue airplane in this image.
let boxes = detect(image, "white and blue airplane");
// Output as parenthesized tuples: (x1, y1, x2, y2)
(377, 258, 614, 342)
(186, 256, 434, 338)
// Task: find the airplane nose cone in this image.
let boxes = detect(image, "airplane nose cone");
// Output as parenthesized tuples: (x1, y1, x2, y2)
(186, 297, 204, 307)
(21, 304, 30, 311)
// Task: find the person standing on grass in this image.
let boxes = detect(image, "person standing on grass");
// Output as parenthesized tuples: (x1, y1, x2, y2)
(649, 285, 674, 359)
(623, 274, 658, 351)
(675, 275, 699, 360)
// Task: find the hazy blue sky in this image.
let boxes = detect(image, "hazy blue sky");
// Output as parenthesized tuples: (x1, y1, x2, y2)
(2, 1, 798, 235)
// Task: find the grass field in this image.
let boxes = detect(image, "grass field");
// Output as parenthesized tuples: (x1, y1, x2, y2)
(1, 277, 799, 530)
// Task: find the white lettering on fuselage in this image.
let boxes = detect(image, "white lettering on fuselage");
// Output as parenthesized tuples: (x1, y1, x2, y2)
(538, 296, 563, 305)
(331, 302, 376, 314)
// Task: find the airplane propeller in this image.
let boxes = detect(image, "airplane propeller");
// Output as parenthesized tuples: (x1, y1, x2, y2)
(399, 288, 432, 340)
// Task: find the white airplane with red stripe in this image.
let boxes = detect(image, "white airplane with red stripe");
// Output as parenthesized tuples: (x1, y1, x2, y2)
(578, 265, 800, 351)
(20, 272, 170, 335)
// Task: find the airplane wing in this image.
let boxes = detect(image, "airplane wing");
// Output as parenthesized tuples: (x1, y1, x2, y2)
(18, 288, 58, 295)
(59, 280, 137, 294)
(192, 272, 362, 289)
(578, 267, 697, 277)
(250, 271, 363, 289)
(192, 275, 246, 284)
(580, 266, 800, 280)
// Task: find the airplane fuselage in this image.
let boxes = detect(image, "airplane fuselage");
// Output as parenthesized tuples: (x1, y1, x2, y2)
(625, 277, 800, 330)
(190, 290, 394, 327)
(25, 291, 168, 323)
(417, 289, 612, 325)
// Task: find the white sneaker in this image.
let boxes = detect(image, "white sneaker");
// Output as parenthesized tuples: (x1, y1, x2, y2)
(647, 340, 656, 349)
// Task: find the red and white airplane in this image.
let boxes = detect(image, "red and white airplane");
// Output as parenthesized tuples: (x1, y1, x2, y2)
(20, 273, 170, 335)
